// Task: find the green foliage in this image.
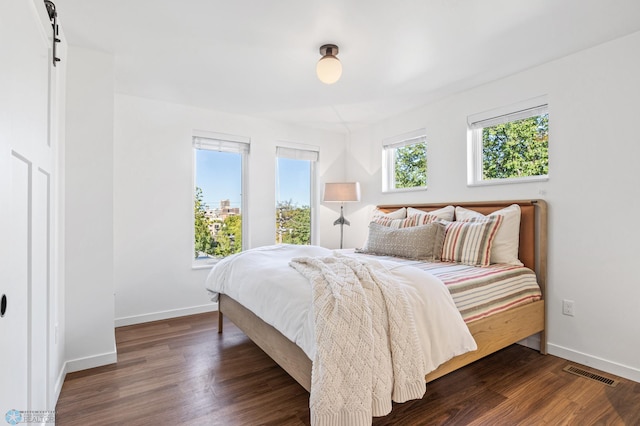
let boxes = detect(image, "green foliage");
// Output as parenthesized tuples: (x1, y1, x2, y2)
(395, 142, 427, 188)
(194, 187, 216, 258)
(482, 114, 549, 180)
(194, 187, 242, 259)
(276, 200, 311, 245)
(214, 215, 242, 257)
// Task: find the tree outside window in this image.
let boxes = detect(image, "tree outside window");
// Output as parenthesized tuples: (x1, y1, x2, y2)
(382, 131, 427, 192)
(468, 102, 549, 185)
(276, 200, 310, 245)
(394, 142, 427, 188)
(482, 114, 549, 180)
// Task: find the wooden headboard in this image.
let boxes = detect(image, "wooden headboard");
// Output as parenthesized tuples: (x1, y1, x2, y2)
(376, 200, 547, 298)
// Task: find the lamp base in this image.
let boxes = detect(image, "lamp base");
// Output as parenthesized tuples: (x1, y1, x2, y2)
(333, 205, 350, 249)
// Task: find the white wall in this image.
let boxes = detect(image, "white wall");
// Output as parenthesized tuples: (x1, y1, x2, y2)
(64, 46, 117, 371)
(112, 94, 346, 325)
(346, 31, 640, 382)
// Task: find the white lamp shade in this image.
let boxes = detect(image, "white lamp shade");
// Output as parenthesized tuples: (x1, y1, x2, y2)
(316, 55, 342, 84)
(323, 182, 360, 202)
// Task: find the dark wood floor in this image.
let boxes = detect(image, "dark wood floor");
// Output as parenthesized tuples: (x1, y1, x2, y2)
(56, 312, 640, 425)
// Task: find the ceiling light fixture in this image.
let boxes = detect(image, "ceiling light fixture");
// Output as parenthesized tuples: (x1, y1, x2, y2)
(316, 44, 342, 85)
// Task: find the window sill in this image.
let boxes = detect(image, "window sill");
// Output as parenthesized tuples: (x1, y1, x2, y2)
(192, 257, 222, 270)
(382, 186, 428, 194)
(467, 175, 549, 187)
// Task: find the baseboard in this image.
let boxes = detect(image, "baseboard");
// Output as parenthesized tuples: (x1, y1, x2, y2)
(65, 351, 118, 374)
(114, 303, 218, 327)
(548, 343, 640, 383)
(52, 362, 67, 407)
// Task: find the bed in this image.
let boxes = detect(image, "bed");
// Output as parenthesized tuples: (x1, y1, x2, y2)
(210, 199, 547, 404)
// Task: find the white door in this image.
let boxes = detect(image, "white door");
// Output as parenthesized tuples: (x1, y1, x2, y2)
(0, 0, 54, 417)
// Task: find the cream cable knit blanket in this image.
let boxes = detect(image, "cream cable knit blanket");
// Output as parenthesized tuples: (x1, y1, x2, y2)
(290, 255, 427, 426)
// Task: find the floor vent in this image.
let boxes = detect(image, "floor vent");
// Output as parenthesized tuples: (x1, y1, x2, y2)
(563, 365, 619, 387)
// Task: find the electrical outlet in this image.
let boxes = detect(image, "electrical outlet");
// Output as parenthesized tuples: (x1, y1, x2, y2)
(562, 299, 575, 316)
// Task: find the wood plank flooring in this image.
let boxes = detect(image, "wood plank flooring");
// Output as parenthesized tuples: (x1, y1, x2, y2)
(56, 312, 640, 425)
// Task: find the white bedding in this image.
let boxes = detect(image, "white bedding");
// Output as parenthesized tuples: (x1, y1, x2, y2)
(205, 244, 477, 375)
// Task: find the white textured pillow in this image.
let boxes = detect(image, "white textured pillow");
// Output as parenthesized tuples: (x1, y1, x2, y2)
(407, 205, 454, 222)
(371, 207, 406, 220)
(454, 204, 523, 266)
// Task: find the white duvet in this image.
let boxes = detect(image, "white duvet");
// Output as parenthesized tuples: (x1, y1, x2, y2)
(206, 244, 477, 374)
(205, 244, 477, 375)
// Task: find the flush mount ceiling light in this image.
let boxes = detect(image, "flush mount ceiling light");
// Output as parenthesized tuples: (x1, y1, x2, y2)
(316, 44, 342, 84)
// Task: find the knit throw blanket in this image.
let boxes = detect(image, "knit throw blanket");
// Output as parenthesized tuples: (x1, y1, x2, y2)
(290, 254, 427, 426)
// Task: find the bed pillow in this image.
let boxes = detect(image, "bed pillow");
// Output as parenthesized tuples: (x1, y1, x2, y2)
(430, 221, 447, 261)
(371, 207, 406, 220)
(373, 213, 439, 228)
(441, 215, 503, 267)
(454, 204, 523, 266)
(360, 222, 445, 260)
(362, 207, 408, 248)
(407, 205, 455, 222)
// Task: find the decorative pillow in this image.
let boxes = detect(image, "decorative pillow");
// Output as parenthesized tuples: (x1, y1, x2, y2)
(373, 213, 438, 228)
(454, 204, 522, 265)
(360, 222, 445, 260)
(441, 216, 503, 267)
(408, 205, 455, 222)
(430, 221, 447, 261)
(371, 207, 406, 220)
(362, 207, 408, 248)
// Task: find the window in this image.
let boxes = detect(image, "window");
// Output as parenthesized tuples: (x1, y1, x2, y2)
(468, 99, 549, 186)
(275, 146, 318, 245)
(193, 134, 249, 265)
(382, 129, 427, 192)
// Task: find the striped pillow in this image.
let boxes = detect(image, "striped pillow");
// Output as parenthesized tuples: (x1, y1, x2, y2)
(441, 216, 503, 267)
(373, 213, 438, 228)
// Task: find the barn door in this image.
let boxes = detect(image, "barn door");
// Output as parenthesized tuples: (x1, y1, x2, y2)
(0, 0, 55, 417)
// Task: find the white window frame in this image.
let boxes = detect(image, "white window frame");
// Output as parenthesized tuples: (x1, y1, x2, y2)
(382, 128, 427, 193)
(275, 144, 319, 245)
(467, 96, 549, 187)
(192, 131, 250, 268)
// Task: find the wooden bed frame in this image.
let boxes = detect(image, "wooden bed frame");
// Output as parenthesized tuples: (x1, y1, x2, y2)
(217, 200, 547, 392)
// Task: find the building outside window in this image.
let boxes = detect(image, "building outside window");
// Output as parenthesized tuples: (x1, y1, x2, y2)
(193, 134, 249, 265)
(275, 146, 318, 245)
(382, 129, 427, 192)
(468, 98, 549, 186)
